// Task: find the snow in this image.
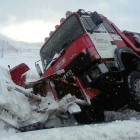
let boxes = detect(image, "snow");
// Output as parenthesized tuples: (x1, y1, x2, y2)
(0, 65, 62, 128)
(0, 39, 140, 140)
(25, 69, 40, 83)
(0, 65, 31, 121)
(0, 120, 140, 140)
(46, 52, 60, 70)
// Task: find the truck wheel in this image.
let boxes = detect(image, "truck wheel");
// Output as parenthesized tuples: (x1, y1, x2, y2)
(74, 106, 104, 124)
(127, 71, 140, 111)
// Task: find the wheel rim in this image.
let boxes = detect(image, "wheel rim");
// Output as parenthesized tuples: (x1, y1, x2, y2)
(134, 79, 140, 97)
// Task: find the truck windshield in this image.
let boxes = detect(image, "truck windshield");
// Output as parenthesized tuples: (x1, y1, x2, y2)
(81, 17, 106, 33)
(40, 15, 83, 70)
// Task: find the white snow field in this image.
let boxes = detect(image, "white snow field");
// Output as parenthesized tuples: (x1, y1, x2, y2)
(0, 36, 140, 140)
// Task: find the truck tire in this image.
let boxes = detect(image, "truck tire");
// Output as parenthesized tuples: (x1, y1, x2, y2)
(127, 71, 140, 111)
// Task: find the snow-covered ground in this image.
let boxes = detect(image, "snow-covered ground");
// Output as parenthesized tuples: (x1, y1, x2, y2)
(0, 37, 140, 140)
(0, 118, 140, 140)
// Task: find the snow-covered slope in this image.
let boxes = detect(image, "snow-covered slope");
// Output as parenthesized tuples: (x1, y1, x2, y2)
(0, 33, 43, 59)
(0, 34, 14, 42)
(0, 33, 43, 49)
(0, 34, 42, 69)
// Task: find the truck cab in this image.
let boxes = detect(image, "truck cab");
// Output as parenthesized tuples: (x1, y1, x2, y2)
(39, 9, 140, 111)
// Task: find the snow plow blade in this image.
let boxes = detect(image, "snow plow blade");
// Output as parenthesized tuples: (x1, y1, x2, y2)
(9, 63, 30, 87)
(0, 66, 83, 131)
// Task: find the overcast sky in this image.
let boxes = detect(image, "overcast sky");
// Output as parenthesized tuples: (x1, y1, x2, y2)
(0, 0, 139, 42)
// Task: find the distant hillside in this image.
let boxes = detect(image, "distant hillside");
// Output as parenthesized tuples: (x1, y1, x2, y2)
(0, 33, 43, 52)
(0, 41, 18, 52)
(0, 34, 43, 45)
(0, 34, 14, 42)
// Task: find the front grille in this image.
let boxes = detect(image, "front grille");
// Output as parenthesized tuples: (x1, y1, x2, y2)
(64, 51, 93, 77)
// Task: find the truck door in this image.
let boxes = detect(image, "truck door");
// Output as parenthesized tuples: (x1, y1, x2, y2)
(81, 16, 117, 59)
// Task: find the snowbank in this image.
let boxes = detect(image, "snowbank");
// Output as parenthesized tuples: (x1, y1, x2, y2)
(0, 121, 16, 139)
(0, 119, 140, 140)
(0, 66, 31, 121)
(0, 65, 56, 127)
(25, 69, 40, 83)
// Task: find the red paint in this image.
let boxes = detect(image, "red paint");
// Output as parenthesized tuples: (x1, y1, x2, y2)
(84, 88, 100, 99)
(124, 32, 136, 44)
(100, 58, 113, 63)
(74, 77, 100, 100)
(10, 63, 30, 87)
(87, 47, 100, 59)
(42, 34, 94, 77)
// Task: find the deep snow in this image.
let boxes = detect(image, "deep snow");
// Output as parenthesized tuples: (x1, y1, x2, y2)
(0, 40, 140, 140)
(0, 119, 140, 140)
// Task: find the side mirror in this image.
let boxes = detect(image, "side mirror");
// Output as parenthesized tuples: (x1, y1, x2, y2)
(35, 60, 42, 77)
(90, 11, 103, 26)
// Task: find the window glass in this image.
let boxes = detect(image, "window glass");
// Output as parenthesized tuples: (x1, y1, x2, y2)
(85, 17, 96, 29)
(81, 17, 106, 33)
(40, 15, 83, 70)
(81, 18, 91, 31)
(102, 20, 115, 33)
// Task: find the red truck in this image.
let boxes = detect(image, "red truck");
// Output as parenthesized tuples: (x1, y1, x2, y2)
(9, 9, 140, 128)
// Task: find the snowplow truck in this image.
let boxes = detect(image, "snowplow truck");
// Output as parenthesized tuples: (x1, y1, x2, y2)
(1, 9, 140, 131)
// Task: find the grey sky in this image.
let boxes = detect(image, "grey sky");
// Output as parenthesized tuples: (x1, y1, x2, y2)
(0, 0, 139, 42)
